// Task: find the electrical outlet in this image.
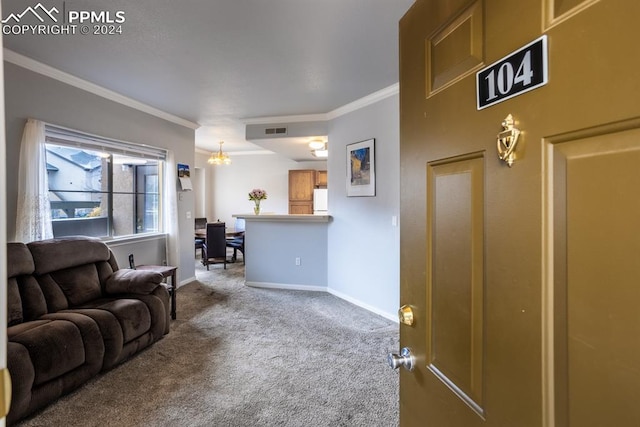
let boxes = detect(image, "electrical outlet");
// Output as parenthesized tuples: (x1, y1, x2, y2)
(295, 257, 301, 266)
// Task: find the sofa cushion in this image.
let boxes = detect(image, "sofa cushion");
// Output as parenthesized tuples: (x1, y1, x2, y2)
(96, 259, 117, 288)
(7, 277, 23, 326)
(7, 242, 51, 325)
(80, 298, 152, 343)
(49, 264, 102, 306)
(28, 237, 110, 275)
(18, 275, 48, 321)
(64, 308, 124, 370)
(7, 320, 50, 339)
(105, 269, 163, 295)
(6, 341, 35, 424)
(7, 312, 105, 424)
(8, 242, 35, 278)
(9, 319, 86, 386)
(7, 242, 36, 326)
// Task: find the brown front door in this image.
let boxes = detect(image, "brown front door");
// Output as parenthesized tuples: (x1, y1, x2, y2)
(398, 1, 640, 426)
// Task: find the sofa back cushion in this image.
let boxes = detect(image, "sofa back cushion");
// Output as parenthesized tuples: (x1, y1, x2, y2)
(7, 243, 37, 326)
(27, 237, 117, 309)
(49, 264, 102, 306)
(28, 237, 111, 275)
(7, 277, 23, 326)
(8, 243, 35, 278)
(18, 276, 48, 321)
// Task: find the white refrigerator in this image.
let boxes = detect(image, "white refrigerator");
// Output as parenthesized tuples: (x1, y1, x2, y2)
(313, 189, 328, 214)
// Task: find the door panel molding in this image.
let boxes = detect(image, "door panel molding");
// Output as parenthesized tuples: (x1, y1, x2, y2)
(543, 116, 640, 427)
(427, 152, 485, 417)
(426, 0, 484, 97)
(543, 0, 600, 29)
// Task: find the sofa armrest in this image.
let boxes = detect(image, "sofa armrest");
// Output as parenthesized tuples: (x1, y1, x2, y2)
(105, 269, 164, 295)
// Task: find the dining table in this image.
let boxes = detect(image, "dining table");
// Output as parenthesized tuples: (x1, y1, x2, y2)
(195, 228, 243, 239)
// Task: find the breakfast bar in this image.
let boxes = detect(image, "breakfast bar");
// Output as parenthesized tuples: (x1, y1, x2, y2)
(233, 214, 331, 290)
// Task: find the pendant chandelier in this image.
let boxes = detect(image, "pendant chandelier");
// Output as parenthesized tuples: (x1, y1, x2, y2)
(207, 141, 231, 165)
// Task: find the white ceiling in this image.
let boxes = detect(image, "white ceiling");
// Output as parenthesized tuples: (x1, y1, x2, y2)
(2, 0, 414, 160)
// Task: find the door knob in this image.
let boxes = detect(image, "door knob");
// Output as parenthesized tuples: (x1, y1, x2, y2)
(387, 347, 415, 371)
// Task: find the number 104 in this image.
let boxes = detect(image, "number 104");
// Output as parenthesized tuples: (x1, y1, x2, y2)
(484, 51, 534, 101)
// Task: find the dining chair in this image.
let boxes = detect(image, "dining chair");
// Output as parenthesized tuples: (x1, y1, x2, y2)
(202, 222, 227, 269)
(226, 234, 244, 263)
(194, 217, 207, 230)
(194, 217, 207, 256)
(226, 218, 245, 263)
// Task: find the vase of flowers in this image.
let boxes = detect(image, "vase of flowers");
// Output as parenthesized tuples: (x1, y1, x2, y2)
(248, 188, 267, 215)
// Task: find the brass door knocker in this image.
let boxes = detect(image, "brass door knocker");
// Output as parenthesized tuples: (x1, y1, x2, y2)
(497, 114, 521, 167)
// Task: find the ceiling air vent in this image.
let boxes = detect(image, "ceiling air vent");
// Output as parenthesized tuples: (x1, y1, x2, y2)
(265, 127, 287, 135)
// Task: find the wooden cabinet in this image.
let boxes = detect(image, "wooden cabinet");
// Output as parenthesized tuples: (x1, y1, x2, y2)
(289, 203, 313, 214)
(288, 170, 315, 214)
(288, 169, 328, 214)
(316, 170, 327, 187)
(289, 170, 315, 200)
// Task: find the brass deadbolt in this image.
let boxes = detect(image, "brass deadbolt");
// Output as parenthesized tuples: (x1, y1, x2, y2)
(398, 305, 415, 326)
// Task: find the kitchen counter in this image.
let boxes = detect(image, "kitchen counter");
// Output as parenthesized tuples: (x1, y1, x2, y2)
(233, 213, 331, 223)
(232, 214, 331, 290)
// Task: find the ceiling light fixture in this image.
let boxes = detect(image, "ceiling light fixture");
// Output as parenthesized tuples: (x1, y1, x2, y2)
(312, 149, 328, 158)
(308, 140, 325, 150)
(311, 142, 328, 158)
(208, 141, 231, 165)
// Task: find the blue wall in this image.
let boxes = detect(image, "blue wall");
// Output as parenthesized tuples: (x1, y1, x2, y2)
(326, 94, 400, 320)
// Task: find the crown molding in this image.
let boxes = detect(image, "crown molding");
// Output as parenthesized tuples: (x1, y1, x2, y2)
(326, 83, 399, 120)
(3, 48, 200, 130)
(242, 83, 399, 125)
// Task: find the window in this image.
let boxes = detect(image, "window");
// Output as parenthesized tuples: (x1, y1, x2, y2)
(45, 126, 166, 239)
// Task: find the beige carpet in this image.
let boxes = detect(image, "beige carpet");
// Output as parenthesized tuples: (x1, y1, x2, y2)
(15, 260, 399, 426)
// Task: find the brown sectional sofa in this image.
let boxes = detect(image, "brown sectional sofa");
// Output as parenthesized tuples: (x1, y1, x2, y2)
(6, 237, 171, 424)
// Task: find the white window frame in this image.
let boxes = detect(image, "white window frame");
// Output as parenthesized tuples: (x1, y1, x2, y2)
(44, 124, 167, 241)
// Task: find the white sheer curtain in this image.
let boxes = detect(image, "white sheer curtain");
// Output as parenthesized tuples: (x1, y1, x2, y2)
(15, 119, 53, 242)
(164, 150, 180, 271)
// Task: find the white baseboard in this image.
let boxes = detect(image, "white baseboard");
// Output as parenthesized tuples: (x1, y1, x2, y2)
(179, 276, 197, 287)
(327, 287, 399, 323)
(244, 281, 327, 292)
(244, 281, 399, 323)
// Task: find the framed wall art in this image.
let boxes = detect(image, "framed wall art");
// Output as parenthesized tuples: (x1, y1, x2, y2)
(346, 138, 375, 197)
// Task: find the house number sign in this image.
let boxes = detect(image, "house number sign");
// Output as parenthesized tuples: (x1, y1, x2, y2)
(476, 35, 548, 110)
